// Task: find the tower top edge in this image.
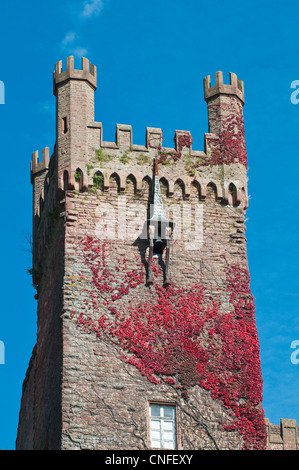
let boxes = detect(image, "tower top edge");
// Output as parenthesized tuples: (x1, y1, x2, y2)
(203, 71, 244, 103)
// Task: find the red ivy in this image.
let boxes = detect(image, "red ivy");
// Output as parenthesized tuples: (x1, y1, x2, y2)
(70, 236, 266, 449)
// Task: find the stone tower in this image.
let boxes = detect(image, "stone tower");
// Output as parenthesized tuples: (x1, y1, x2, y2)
(16, 57, 267, 450)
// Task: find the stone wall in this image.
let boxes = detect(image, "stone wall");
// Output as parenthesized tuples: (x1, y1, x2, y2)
(16, 221, 64, 450)
(58, 168, 254, 449)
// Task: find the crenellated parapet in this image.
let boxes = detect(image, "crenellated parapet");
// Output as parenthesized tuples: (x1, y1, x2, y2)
(31, 57, 250, 274)
(31, 147, 49, 184)
(32, 59, 251, 258)
(86, 124, 196, 155)
(204, 71, 244, 104)
(53, 56, 97, 94)
(266, 418, 299, 450)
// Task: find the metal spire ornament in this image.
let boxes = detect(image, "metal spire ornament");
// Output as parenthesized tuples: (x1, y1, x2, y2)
(147, 160, 173, 286)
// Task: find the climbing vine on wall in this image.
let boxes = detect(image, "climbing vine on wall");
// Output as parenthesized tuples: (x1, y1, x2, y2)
(70, 236, 266, 449)
(157, 133, 193, 165)
(204, 101, 247, 167)
(147, 130, 193, 165)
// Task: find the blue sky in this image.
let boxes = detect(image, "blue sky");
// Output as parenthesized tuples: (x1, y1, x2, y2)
(0, 0, 299, 450)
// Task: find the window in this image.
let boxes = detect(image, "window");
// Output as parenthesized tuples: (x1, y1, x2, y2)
(61, 116, 68, 134)
(149, 404, 176, 449)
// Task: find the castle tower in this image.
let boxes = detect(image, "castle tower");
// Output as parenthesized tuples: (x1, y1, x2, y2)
(16, 57, 266, 450)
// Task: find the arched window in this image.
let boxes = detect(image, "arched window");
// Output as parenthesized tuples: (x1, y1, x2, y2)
(74, 168, 83, 191)
(228, 183, 238, 206)
(206, 182, 217, 202)
(174, 179, 185, 201)
(126, 174, 137, 195)
(93, 171, 104, 190)
(159, 177, 169, 198)
(190, 180, 201, 202)
(109, 172, 121, 193)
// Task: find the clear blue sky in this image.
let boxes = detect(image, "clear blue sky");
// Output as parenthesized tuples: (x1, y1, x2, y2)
(0, 0, 298, 450)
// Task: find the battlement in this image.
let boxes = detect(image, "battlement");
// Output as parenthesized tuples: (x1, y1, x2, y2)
(31, 58, 250, 258)
(53, 56, 97, 94)
(92, 124, 196, 155)
(204, 71, 244, 104)
(265, 418, 299, 450)
(30, 147, 49, 183)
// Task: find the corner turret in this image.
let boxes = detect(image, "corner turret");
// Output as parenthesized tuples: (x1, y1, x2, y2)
(53, 56, 98, 184)
(203, 71, 247, 167)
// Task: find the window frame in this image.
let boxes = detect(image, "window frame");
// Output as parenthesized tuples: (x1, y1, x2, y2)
(148, 402, 178, 450)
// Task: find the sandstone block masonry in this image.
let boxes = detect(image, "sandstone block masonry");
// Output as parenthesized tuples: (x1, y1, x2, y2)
(15, 57, 297, 450)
